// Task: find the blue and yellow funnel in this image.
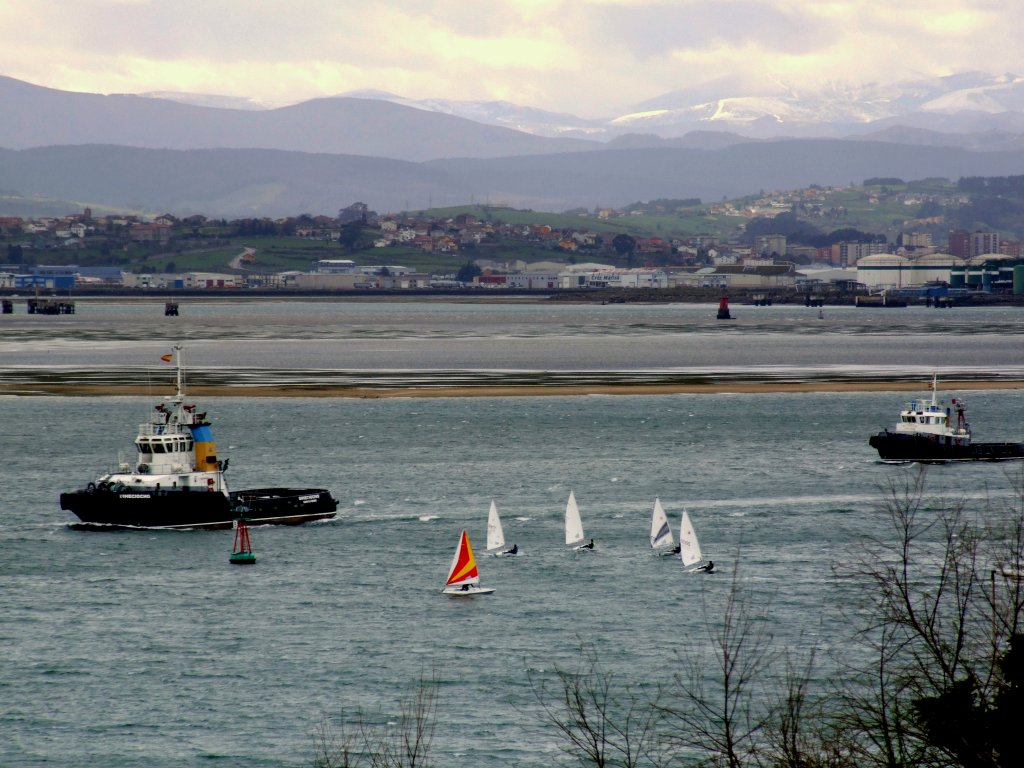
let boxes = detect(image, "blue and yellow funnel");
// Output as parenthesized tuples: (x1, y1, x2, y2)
(189, 424, 219, 471)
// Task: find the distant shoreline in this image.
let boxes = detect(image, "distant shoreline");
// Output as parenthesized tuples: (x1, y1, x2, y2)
(4, 288, 1024, 307)
(5, 380, 1024, 398)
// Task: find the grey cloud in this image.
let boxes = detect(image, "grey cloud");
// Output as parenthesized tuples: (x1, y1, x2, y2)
(587, 1, 830, 59)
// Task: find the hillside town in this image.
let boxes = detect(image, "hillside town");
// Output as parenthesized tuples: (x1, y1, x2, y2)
(3, 193, 1024, 297)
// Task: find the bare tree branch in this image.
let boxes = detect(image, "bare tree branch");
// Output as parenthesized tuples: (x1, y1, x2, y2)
(530, 646, 665, 768)
(660, 560, 776, 768)
(315, 673, 438, 768)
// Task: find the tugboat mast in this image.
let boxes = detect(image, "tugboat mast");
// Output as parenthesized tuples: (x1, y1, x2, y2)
(171, 343, 185, 403)
(175, 344, 184, 398)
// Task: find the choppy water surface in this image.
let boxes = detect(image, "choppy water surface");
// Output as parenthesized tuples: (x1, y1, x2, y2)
(2, 299, 1024, 767)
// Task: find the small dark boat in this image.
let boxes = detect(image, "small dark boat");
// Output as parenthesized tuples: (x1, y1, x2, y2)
(869, 375, 1024, 463)
(60, 345, 338, 529)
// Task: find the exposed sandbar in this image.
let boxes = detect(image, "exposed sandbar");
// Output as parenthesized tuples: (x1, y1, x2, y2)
(4, 380, 1024, 398)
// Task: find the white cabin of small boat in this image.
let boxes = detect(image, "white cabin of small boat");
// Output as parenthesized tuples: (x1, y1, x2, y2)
(892, 375, 970, 442)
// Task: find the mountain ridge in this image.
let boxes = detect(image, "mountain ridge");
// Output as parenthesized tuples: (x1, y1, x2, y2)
(5, 140, 1024, 218)
(8, 73, 1024, 156)
(7, 74, 1024, 218)
(0, 76, 598, 161)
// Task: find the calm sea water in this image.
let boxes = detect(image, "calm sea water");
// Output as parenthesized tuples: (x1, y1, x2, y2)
(2, 300, 1024, 767)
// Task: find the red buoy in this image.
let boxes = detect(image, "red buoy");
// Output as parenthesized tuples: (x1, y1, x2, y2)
(717, 294, 732, 320)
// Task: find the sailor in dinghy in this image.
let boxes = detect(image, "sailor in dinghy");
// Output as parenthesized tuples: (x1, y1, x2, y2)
(565, 491, 594, 552)
(442, 530, 495, 596)
(650, 497, 680, 556)
(485, 500, 519, 557)
(679, 509, 713, 573)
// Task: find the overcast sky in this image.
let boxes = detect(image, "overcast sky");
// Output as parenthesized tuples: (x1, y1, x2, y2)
(0, 0, 1018, 117)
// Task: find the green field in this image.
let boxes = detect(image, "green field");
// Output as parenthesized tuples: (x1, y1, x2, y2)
(7, 177, 1024, 276)
(414, 204, 747, 240)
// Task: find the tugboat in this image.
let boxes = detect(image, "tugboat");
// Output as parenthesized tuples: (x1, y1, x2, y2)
(869, 375, 1024, 463)
(60, 346, 338, 529)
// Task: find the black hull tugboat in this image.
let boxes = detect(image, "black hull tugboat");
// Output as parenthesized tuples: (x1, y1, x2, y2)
(869, 375, 1024, 464)
(60, 346, 338, 529)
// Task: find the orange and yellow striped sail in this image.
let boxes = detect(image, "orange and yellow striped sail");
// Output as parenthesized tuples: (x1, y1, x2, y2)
(445, 530, 480, 586)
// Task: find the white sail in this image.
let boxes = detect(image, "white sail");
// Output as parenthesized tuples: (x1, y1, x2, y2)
(678, 509, 703, 568)
(486, 500, 505, 552)
(650, 498, 674, 549)
(565, 491, 585, 546)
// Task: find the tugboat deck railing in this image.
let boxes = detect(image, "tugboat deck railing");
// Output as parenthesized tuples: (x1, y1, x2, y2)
(137, 422, 190, 437)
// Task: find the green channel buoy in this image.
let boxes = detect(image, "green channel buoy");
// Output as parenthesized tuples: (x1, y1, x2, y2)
(230, 518, 256, 565)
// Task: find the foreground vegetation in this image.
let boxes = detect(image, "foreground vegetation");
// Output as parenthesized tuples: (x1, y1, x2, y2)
(314, 468, 1024, 767)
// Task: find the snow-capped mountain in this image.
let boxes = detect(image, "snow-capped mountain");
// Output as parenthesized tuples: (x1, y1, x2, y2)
(340, 72, 1024, 140)
(137, 91, 272, 111)
(604, 72, 1024, 138)
(6, 70, 1024, 161)
(8, 71, 1024, 217)
(337, 89, 608, 138)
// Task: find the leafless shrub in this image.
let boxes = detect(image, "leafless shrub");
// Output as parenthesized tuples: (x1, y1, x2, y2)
(659, 562, 776, 768)
(530, 646, 665, 768)
(315, 674, 437, 768)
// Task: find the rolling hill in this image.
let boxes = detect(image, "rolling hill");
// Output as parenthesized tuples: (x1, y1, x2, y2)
(7, 74, 1024, 218)
(0, 76, 595, 162)
(5, 140, 1024, 218)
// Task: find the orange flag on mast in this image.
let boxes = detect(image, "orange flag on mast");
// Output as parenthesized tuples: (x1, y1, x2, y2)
(160, 353, 173, 363)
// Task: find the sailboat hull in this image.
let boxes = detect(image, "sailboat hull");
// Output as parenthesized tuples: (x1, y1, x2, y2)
(442, 585, 496, 596)
(683, 563, 714, 572)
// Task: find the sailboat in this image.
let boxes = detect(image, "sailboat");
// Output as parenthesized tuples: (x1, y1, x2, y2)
(678, 509, 713, 573)
(486, 500, 519, 556)
(565, 491, 594, 551)
(442, 529, 495, 595)
(649, 498, 678, 555)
